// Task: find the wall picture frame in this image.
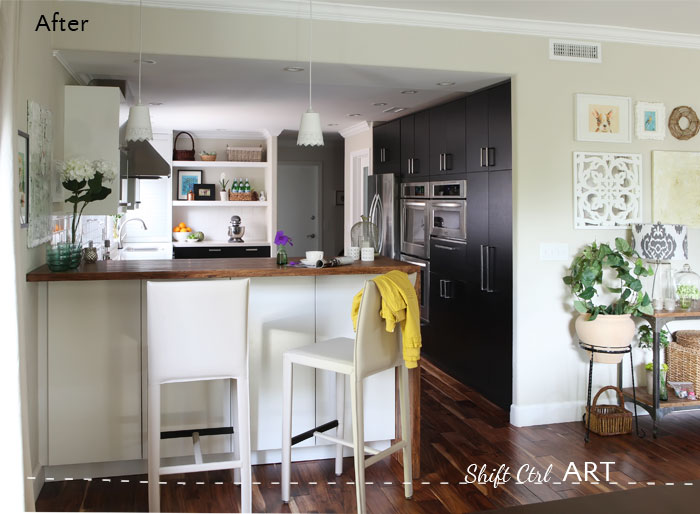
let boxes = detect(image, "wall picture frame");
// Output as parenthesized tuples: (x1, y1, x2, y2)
(177, 170, 202, 200)
(18, 130, 29, 228)
(193, 183, 215, 200)
(575, 94, 632, 143)
(635, 101, 666, 140)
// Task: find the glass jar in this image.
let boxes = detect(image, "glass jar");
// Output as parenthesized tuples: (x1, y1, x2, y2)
(675, 264, 700, 310)
(276, 245, 288, 266)
(350, 216, 379, 255)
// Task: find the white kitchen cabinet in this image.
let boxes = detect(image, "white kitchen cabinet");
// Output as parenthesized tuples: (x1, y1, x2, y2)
(64, 85, 120, 215)
(48, 281, 142, 465)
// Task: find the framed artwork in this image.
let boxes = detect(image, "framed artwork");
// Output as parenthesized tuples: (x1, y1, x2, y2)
(573, 152, 642, 229)
(635, 102, 666, 140)
(177, 170, 202, 200)
(27, 100, 53, 248)
(18, 130, 29, 228)
(335, 190, 345, 206)
(575, 94, 632, 143)
(193, 184, 215, 200)
(652, 151, 700, 227)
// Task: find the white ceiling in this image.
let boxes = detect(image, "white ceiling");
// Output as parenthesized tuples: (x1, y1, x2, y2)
(58, 50, 507, 135)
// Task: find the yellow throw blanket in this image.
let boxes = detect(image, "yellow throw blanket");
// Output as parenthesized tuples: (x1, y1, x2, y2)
(351, 270, 422, 368)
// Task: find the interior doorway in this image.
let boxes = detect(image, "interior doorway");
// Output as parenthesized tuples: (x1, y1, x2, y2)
(349, 148, 370, 229)
(277, 162, 322, 255)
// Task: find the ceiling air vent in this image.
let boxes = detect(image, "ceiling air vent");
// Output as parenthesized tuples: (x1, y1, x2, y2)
(549, 39, 602, 63)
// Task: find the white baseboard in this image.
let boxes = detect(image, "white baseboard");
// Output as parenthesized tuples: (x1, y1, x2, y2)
(510, 401, 650, 427)
(40, 440, 391, 484)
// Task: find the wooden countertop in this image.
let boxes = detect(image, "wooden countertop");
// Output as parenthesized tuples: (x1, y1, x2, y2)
(26, 256, 419, 282)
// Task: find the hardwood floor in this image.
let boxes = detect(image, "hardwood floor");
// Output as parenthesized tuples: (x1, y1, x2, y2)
(36, 359, 700, 513)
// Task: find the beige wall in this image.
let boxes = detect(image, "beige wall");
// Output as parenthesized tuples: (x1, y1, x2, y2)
(13, 0, 75, 498)
(39, 1, 700, 426)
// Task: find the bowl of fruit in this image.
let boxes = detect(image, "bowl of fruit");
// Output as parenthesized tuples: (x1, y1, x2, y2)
(173, 222, 192, 242)
(186, 231, 205, 243)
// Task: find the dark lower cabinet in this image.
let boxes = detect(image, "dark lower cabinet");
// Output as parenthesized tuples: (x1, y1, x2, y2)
(426, 170, 512, 410)
(174, 245, 270, 259)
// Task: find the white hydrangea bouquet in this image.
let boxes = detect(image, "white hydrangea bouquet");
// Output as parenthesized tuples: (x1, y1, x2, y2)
(60, 158, 117, 244)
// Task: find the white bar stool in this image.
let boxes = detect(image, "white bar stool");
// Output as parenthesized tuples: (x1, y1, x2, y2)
(281, 277, 415, 514)
(146, 279, 252, 513)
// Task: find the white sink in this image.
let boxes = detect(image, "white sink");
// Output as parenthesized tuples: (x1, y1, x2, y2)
(117, 243, 173, 260)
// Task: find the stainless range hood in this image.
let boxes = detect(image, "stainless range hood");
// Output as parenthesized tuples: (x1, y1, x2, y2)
(120, 140, 171, 209)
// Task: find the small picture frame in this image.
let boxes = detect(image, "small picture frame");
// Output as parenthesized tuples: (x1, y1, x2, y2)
(575, 93, 632, 143)
(335, 190, 345, 206)
(193, 184, 215, 200)
(18, 130, 29, 228)
(178, 170, 202, 200)
(635, 102, 666, 140)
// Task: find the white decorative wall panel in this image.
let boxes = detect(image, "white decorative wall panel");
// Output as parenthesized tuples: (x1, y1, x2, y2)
(573, 152, 642, 229)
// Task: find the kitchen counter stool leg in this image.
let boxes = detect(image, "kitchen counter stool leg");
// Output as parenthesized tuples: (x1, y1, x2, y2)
(351, 374, 367, 514)
(281, 357, 293, 503)
(335, 372, 345, 476)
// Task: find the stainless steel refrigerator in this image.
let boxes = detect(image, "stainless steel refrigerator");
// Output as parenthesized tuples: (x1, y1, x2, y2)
(366, 174, 399, 259)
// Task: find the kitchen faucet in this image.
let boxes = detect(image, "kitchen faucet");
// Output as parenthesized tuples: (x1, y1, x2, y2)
(118, 218, 148, 249)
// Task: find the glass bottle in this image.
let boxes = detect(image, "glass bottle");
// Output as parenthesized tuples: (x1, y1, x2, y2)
(276, 245, 288, 265)
(350, 216, 380, 255)
(245, 178, 251, 192)
(232, 178, 239, 193)
(675, 264, 700, 310)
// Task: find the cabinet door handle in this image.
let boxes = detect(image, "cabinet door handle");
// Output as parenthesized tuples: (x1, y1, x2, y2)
(382, 148, 386, 163)
(208, 248, 222, 252)
(434, 244, 456, 251)
(480, 244, 487, 292)
(413, 158, 418, 174)
(481, 147, 488, 167)
(444, 153, 451, 171)
(443, 280, 454, 299)
(245, 248, 258, 252)
(439, 279, 445, 298)
(438, 154, 443, 171)
(486, 246, 495, 293)
(488, 147, 495, 167)
(479, 147, 484, 167)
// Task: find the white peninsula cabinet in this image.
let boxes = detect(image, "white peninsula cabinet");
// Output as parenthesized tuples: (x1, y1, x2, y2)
(41, 273, 398, 476)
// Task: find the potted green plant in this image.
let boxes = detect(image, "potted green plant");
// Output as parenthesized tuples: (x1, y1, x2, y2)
(563, 238, 654, 363)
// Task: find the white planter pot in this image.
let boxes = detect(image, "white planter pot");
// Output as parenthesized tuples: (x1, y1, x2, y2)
(220, 191, 228, 201)
(575, 313, 635, 364)
(647, 370, 654, 395)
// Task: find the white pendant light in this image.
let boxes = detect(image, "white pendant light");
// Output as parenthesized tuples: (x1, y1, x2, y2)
(297, 0, 324, 146)
(125, 0, 153, 142)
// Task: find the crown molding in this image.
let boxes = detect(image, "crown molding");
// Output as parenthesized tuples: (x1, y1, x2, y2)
(67, 0, 700, 50)
(339, 121, 370, 139)
(187, 130, 268, 140)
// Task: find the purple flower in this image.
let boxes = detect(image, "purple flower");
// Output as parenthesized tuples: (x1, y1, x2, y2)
(274, 230, 293, 246)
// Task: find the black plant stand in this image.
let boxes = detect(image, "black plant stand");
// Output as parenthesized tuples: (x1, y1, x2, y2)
(579, 342, 644, 443)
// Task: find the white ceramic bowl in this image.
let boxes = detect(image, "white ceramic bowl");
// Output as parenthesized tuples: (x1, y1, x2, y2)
(173, 231, 189, 242)
(306, 251, 324, 262)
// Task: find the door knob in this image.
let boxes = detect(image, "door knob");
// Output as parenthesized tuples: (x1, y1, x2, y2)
(310, 215, 316, 220)
(307, 234, 316, 239)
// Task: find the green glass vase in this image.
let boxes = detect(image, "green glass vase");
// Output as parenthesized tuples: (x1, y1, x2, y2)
(276, 246, 288, 265)
(46, 242, 83, 272)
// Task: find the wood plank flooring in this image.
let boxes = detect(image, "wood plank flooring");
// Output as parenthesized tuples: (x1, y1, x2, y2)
(36, 359, 700, 513)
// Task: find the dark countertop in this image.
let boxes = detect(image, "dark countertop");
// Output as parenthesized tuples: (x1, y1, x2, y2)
(26, 256, 419, 282)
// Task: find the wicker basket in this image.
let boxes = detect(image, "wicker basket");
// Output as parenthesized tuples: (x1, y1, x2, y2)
(200, 153, 217, 162)
(675, 330, 700, 349)
(668, 340, 700, 392)
(226, 145, 264, 162)
(584, 386, 633, 436)
(229, 191, 259, 202)
(173, 132, 195, 161)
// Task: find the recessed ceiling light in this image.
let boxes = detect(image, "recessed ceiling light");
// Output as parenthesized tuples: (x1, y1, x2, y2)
(437, 81, 456, 87)
(133, 58, 157, 65)
(401, 90, 418, 94)
(347, 113, 362, 117)
(148, 102, 163, 106)
(283, 66, 304, 72)
(327, 123, 339, 126)
(372, 102, 388, 106)
(383, 107, 408, 114)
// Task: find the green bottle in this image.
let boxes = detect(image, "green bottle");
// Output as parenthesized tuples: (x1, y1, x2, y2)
(245, 178, 251, 192)
(232, 178, 238, 193)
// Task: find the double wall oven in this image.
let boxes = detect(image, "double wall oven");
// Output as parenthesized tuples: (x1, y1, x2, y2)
(400, 179, 468, 323)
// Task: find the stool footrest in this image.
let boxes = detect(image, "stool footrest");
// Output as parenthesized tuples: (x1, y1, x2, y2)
(291, 420, 338, 446)
(160, 426, 234, 440)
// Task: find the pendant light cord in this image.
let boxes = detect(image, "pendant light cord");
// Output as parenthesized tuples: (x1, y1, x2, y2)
(137, 0, 143, 105)
(308, 0, 313, 111)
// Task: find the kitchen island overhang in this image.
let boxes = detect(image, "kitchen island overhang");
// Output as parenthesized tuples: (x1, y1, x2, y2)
(27, 257, 421, 481)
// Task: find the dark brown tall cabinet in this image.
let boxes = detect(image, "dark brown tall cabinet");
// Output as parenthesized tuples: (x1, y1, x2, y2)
(429, 98, 466, 175)
(466, 82, 512, 173)
(373, 119, 401, 174)
(400, 111, 430, 179)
